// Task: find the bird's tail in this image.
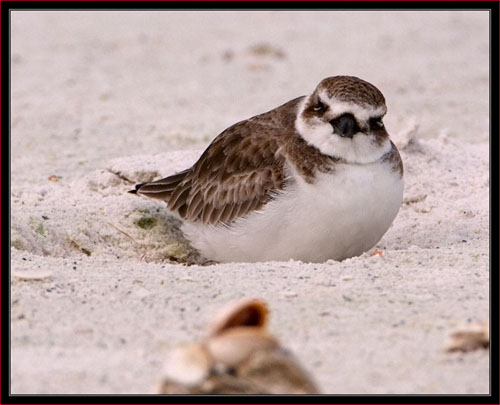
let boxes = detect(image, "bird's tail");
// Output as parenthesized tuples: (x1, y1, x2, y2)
(129, 169, 190, 202)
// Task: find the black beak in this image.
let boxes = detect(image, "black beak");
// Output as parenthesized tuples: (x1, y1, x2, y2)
(329, 114, 359, 138)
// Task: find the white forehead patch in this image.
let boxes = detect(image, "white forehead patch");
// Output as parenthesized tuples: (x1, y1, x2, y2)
(319, 91, 387, 122)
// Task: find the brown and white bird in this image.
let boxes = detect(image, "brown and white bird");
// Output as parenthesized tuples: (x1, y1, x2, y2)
(131, 76, 404, 263)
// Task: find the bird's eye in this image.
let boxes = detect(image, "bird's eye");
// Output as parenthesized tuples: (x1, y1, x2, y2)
(313, 100, 326, 112)
(370, 117, 384, 129)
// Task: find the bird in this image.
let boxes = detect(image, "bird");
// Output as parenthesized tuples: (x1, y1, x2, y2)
(130, 75, 404, 263)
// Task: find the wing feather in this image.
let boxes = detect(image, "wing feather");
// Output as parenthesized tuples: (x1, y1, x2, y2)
(133, 96, 306, 224)
(170, 185, 190, 211)
(186, 192, 205, 220)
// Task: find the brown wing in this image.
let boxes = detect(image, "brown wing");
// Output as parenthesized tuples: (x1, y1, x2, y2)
(133, 97, 305, 224)
(132, 97, 306, 224)
(177, 130, 287, 224)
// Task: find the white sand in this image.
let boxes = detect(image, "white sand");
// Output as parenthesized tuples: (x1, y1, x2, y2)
(10, 11, 490, 394)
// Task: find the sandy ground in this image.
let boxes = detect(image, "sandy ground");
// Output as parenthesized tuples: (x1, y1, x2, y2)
(10, 11, 490, 394)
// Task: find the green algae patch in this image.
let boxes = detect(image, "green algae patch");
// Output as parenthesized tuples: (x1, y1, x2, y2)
(12, 239, 25, 250)
(35, 223, 46, 236)
(162, 243, 189, 261)
(136, 217, 157, 230)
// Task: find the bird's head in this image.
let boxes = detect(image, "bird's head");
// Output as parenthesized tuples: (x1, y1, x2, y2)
(296, 76, 391, 164)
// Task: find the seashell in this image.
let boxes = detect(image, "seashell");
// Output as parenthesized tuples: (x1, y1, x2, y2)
(157, 298, 320, 394)
(160, 373, 260, 395)
(444, 321, 490, 352)
(238, 347, 319, 394)
(161, 343, 212, 386)
(12, 270, 53, 280)
(206, 326, 278, 367)
(207, 298, 269, 337)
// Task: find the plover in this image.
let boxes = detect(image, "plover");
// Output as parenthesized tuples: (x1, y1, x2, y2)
(131, 76, 404, 263)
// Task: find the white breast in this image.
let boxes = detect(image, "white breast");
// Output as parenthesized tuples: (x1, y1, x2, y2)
(182, 161, 403, 263)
